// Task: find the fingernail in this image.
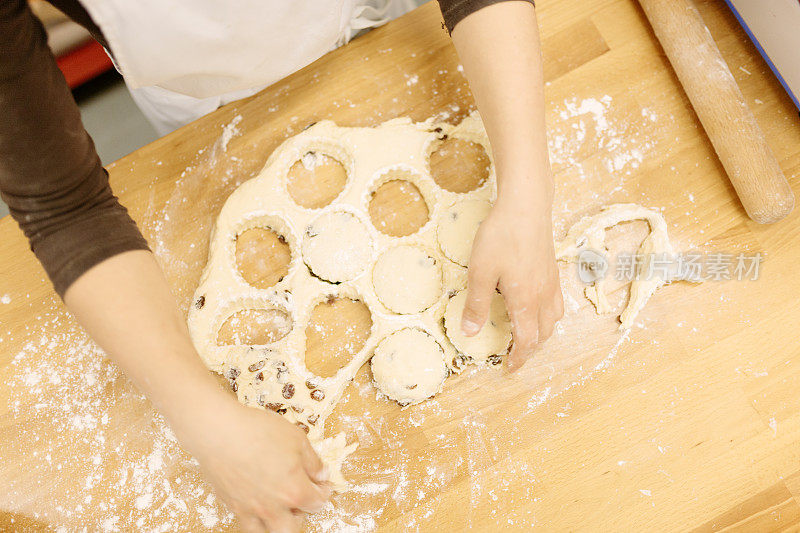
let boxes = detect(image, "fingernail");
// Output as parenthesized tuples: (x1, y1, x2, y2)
(461, 319, 480, 336)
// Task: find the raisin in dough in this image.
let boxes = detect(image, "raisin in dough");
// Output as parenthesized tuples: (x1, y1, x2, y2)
(370, 328, 448, 405)
(444, 289, 512, 361)
(302, 211, 373, 283)
(372, 245, 442, 314)
(437, 199, 492, 266)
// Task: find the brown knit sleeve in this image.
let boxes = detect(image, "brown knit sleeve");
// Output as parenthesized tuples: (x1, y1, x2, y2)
(437, 0, 535, 33)
(0, 0, 150, 298)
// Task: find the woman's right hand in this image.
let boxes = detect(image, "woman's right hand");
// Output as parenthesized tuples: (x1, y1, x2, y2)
(181, 396, 331, 533)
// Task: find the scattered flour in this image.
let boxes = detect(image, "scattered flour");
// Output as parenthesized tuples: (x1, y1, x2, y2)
(1, 305, 234, 531)
(1, 86, 672, 531)
(217, 114, 243, 153)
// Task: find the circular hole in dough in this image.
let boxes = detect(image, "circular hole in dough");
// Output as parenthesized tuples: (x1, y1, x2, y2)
(287, 152, 347, 209)
(443, 289, 512, 362)
(370, 328, 448, 405)
(217, 307, 293, 346)
(235, 227, 291, 289)
(305, 296, 373, 378)
(373, 245, 442, 314)
(429, 137, 490, 193)
(437, 199, 492, 267)
(367, 171, 429, 237)
(302, 211, 373, 283)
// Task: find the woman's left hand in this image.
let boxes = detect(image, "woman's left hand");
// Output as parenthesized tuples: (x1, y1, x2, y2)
(460, 193, 564, 371)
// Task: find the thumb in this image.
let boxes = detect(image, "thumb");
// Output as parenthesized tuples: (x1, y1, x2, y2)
(461, 266, 497, 337)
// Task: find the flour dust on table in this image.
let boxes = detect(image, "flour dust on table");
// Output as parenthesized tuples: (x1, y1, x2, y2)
(187, 114, 695, 488)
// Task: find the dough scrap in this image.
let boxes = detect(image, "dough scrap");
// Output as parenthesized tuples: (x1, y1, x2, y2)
(371, 328, 448, 405)
(443, 289, 512, 362)
(437, 199, 491, 266)
(554, 203, 699, 330)
(302, 211, 373, 283)
(312, 433, 358, 492)
(372, 245, 442, 314)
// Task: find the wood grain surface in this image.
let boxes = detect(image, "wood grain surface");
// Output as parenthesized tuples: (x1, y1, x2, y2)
(637, 0, 794, 223)
(1, 0, 800, 531)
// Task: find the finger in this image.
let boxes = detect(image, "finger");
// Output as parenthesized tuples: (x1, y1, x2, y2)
(538, 292, 564, 344)
(238, 512, 267, 533)
(289, 474, 331, 513)
(300, 438, 329, 484)
(462, 262, 498, 337)
(547, 275, 565, 320)
(505, 295, 540, 372)
(537, 314, 556, 343)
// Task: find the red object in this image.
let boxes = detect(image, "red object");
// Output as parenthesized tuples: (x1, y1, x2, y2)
(55, 39, 113, 88)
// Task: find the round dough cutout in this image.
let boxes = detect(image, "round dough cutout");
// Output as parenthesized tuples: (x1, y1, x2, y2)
(368, 173, 429, 237)
(217, 308, 293, 346)
(235, 227, 291, 289)
(429, 137, 491, 193)
(305, 297, 373, 378)
(287, 152, 348, 209)
(444, 289, 512, 361)
(371, 328, 448, 405)
(302, 211, 373, 283)
(437, 200, 491, 266)
(373, 246, 442, 314)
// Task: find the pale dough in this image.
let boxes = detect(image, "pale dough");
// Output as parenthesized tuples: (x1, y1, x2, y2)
(437, 199, 492, 266)
(187, 114, 496, 490)
(311, 433, 358, 492)
(302, 211, 373, 283)
(187, 112, 693, 491)
(372, 245, 442, 314)
(370, 328, 448, 405)
(443, 289, 512, 362)
(554, 203, 699, 330)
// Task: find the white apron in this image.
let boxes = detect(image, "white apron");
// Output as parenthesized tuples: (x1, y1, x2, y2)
(80, 0, 419, 135)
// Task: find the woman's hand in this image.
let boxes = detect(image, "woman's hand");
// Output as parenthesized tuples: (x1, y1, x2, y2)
(447, 1, 561, 370)
(461, 193, 563, 371)
(182, 397, 331, 533)
(64, 251, 331, 532)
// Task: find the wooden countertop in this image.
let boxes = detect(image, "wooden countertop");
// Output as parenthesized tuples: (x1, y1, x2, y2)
(2, 0, 800, 530)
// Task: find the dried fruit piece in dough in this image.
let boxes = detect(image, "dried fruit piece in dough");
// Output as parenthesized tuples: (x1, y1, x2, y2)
(372, 245, 442, 314)
(437, 199, 492, 267)
(302, 211, 373, 283)
(371, 328, 448, 405)
(443, 289, 512, 361)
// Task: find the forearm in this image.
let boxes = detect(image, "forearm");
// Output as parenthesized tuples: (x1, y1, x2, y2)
(64, 250, 235, 440)
(0, 0, 149, 297)
(450, 1, 552, 208)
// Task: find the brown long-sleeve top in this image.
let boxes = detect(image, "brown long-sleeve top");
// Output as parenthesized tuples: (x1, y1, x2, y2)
(0, 0, 534, 298)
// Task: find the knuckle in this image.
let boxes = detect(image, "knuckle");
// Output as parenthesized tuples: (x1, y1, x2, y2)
(281, 486, 301, 507)
(255, 504, 274, 521)
(467, 265, 494, 287)
(283, 481, 309, 507)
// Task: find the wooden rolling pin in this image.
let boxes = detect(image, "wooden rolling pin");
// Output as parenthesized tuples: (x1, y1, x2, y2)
(637, 0, 794, 224)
